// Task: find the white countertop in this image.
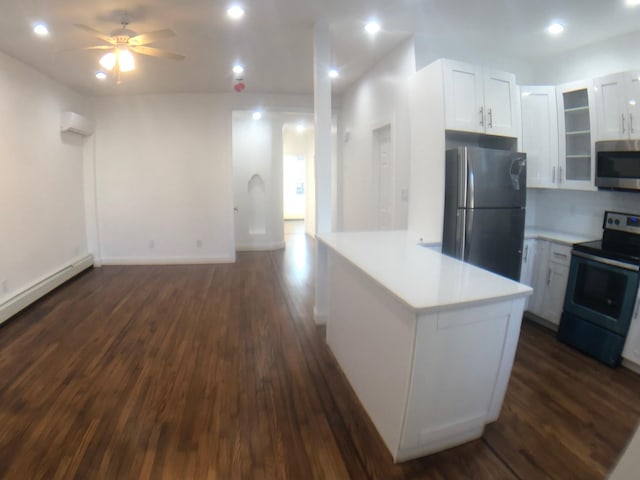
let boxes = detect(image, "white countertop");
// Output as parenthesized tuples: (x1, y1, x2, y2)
(317, 230, 532, 313)
(524, 228, 595, 245)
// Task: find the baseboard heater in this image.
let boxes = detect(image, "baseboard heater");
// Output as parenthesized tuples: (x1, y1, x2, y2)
(0, 254, 94, 326)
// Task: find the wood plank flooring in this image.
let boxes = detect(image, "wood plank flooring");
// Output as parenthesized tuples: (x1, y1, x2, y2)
(0, 232, 639, 479)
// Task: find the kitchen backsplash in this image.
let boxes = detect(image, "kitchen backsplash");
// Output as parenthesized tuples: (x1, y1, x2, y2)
(527, 188, 640, 239)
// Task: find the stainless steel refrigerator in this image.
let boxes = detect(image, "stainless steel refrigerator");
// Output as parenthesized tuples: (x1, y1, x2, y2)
(442, 147, 527, 281)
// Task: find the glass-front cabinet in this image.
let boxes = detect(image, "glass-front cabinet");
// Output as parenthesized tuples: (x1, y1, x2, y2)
(556, 79, 597, 190)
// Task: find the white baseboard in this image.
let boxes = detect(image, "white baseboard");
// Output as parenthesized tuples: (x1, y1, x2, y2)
(235, 241, 286, 252)
(0, 254, 94, 326)
(100, 255, 236, 265)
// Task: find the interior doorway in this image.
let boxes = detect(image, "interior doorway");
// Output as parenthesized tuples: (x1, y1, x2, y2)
(282, 120, 315, 240)
(372, 123, 394, 230)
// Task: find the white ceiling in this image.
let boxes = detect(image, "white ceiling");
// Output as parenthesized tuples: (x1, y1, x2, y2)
(1, 0, 640, 97)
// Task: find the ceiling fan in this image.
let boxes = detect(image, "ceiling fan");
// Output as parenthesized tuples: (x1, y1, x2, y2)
(73, 17, 185, 80)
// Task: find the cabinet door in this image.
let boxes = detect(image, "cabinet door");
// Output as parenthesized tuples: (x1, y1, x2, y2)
(541, 261, 570, 326)
(594, 73, 627, 141)
(528, 240, 550, 317)
(557, 80, 597, 191)
(520, 239, 537, 310)
(484, 69, 519, 137)
(626, 73, 640, 140)
(622, 289, 640, 365)
(442, 60, 484, 133)
(521, 86, 558, 189)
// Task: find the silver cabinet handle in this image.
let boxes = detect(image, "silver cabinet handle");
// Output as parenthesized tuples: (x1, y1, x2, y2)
(622, 113, 626, 134)
(631, 113, 635, 134)
(553, 252, 568, 259)
(523, 245, 529, 262)
(479, 107, 484, 126)
(488, 108, 493, 128)
(552, 166, 556, 183)
(558, 166, 563, 183)
(547, 267, 552, 286)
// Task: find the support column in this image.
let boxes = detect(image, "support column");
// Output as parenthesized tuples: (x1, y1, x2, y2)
(313, 21, 332, 325)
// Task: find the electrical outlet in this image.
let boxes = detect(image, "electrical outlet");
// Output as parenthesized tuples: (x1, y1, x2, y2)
(196, 240, 203, 248)
(149, 240, 155, 249)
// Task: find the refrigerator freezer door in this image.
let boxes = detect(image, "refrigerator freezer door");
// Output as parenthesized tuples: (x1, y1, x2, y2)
(462, 208, 525, 281)
(457, 147, 526, 209)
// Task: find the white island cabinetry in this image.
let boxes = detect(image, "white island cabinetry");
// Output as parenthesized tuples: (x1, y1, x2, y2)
(317, 231, 531, 462)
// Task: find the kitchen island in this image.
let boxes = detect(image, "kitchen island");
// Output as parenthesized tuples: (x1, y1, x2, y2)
(316, 230, 532, 462)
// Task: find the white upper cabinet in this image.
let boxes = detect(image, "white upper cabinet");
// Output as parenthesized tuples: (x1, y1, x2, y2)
(557, 80, 597, 191)
(442, 60, 519, 138)
(594, 71, 640, 141)
(521, 85, 558, 189)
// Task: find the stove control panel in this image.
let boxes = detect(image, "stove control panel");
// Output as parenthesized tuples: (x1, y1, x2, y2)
(604, 211, 640, 235)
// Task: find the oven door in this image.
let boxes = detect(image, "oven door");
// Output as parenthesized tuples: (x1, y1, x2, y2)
(563, 251, 640, 335)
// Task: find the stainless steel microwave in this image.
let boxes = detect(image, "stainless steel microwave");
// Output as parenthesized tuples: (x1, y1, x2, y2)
(596, 140, 640, 191)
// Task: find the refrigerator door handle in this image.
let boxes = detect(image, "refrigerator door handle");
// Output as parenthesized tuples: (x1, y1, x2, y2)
(456, 210, 467, 259)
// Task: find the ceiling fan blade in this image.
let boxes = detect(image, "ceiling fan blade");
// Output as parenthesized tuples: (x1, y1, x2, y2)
(73, 24, 116, 45)
(129, 29, 176, 46)
(82, 45, 114, 50)
(131, 45, 185, 60)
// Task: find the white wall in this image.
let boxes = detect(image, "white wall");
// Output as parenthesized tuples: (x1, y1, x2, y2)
(0, 50, 89, 304)
(531, 30, 640, 85)
(232, 111, 285, 251)
(338, 39, 415, 231)
(528, 188, 640, 238)
(90, 94, 235, 264)
(414, 33, 534, 84)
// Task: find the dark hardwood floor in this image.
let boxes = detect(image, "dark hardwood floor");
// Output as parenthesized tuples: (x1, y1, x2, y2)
(1, 231, 639, 479)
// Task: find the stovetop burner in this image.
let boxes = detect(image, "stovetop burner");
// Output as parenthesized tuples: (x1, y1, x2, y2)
(573, 239, 640, 266)
(572, 211, 640, 266)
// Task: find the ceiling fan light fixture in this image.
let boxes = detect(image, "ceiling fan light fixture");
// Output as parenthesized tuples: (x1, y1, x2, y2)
(99, 52, 117, 71)
(118, 49, 136, 72)
(95, 71, 107, 80)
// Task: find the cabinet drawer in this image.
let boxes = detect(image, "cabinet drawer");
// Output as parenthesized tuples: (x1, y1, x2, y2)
(549, 243, 572, 266)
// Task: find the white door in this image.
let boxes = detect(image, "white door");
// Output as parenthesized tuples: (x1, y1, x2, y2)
(521, 86, 558, 189)
(443, 60, 484, 133)
(595, 73, 627, 140)
(372, 124, 394, 230)
(484, 69, 519, 137)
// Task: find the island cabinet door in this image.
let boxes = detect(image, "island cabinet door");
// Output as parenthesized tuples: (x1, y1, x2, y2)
(397, 300, 517, 461)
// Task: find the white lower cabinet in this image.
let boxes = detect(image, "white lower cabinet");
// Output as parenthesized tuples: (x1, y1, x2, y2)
(519, 239, 537, 309)
(525, 240, 572, 327)
(622, 288, 640, 368)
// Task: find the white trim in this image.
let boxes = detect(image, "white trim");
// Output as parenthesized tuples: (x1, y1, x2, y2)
(622, 358, 640, 375)
(0, 254, 94, 325)
(101, 255, 236, 265)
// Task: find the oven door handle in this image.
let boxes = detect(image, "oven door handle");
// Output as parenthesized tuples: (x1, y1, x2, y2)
(572, 250, 640, 272)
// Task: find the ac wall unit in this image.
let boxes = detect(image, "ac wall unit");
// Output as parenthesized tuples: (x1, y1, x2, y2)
(60, 111, 95, 136)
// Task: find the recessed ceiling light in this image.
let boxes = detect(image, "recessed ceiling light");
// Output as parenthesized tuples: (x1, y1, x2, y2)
(252, 111, 262, 120)
(33, 22, 49, 36)
(547, 22, 565, 35)
(227, 5, 245, 19)
(95, 71, 107, 80)
(328, 69, 340, 79)
(626, 0, 640, 6)
(296, 123, 305, 133)
(233, 64, 244, 75)
(365, 21, 381, 35)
